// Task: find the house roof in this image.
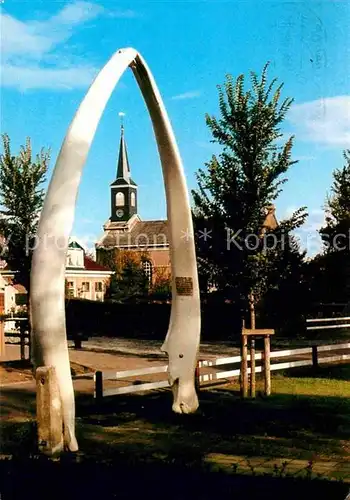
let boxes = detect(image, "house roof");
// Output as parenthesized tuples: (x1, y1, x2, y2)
(68, 241, 85, 250)
(262, 205, 278, 231)
(97, 219, 169, 249)
(13, 283, 27, 293)
(84, 255, 113, 271)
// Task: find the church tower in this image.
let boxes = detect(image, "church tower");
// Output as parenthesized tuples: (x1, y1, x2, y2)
(110, 124, 138, 222)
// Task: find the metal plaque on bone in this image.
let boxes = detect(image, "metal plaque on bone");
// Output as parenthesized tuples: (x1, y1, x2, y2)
(175, 277, 193, 296)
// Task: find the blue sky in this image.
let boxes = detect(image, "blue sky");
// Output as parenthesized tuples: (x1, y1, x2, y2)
(1, 0, 350, 256)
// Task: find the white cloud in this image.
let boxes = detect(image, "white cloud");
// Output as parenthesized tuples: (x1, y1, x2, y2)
(0, 2, 136, 91)
(1, 3, 103, 60)
(288, 96, 350, 148)
(1, 14, 53, 58)
(49, 1, 104, 25)
(171, 90, 201, 101)
(281, 206, 325, 257)
(2, 63, 97, 91)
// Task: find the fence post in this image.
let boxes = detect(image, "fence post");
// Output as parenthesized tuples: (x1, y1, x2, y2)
(312, 345, 318, 370)
(36, 366, 64, 456)
(0, 320, 4, 357)
(241, 334, 248, 398)
(195, 360, 201, 394)
(250, 337, 256, 398)
(74, 333, 82, 350)
(95, 370, 103, 403)
(20, 328, 25, 361)
(263, 335, 271, 397)
(28, 330, 32, 363)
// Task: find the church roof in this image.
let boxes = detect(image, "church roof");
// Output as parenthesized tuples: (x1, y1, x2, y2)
(110, 178, 137, 187)
(98, 206, 278, 250)
(97, 219, 169, 249)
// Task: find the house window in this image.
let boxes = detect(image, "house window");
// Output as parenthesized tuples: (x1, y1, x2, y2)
(67, 281, 75, 298)
(142, 260, 153, 282)
(116, 192, 125, 207)
(131, 192, 136, 207)
(82, 282, 90, 292)
(95, 282, 103, 292)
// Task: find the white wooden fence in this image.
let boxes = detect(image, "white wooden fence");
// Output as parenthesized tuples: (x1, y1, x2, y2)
(306, 316, 350, 331)
(93, 341, 350, 400)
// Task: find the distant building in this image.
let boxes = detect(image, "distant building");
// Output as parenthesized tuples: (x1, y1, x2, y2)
(65, 241, 114, 301)
(261, 205, 278, 233)
(0, 270, 27, 315)
(96, 124, 170, 283)
(0, 239, 113, 312)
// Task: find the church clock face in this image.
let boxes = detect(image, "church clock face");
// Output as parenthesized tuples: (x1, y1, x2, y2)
(116, 209, 124, 218)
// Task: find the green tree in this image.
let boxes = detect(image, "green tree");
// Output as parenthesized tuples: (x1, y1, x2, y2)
(320, 149, 350, 253)
(259, 233, 309, 335)
(0, 134, 49, 293)
(309, 149, 350, 305)
(104, 252, 149, 303)
(192, 63, 307, 327)
(149, 268, 172, 301)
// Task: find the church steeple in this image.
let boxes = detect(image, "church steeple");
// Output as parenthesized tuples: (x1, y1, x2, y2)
(116, 124, 131, 183)
(110, 117, 138, 223)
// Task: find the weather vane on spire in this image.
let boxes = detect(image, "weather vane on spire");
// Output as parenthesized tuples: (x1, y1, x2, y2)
(118, 111, 126, 131)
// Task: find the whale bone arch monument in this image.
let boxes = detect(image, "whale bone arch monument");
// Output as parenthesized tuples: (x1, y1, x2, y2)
(30, 48, 201, 453)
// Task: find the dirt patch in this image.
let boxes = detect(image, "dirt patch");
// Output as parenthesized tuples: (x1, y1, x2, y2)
(0, 360, 92, 385)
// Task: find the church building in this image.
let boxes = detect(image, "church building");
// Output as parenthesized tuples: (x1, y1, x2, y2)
(95, 125, 171, 283)
(95, 123, 281, 289)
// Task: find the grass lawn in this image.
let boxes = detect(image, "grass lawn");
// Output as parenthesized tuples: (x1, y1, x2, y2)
(1, 364, 349, 499)
(68, 363, 349, 462)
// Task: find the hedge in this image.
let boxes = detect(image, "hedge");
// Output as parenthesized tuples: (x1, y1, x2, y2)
(65, 299, 243, 341)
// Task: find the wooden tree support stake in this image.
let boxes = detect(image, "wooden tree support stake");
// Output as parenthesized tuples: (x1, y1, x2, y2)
(241, 328, 274, 399)
(264, 335, 271, 397)
(36, 366, 64, 456)
(241, 334, 248, 398)
(250, 338, 256, 398)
